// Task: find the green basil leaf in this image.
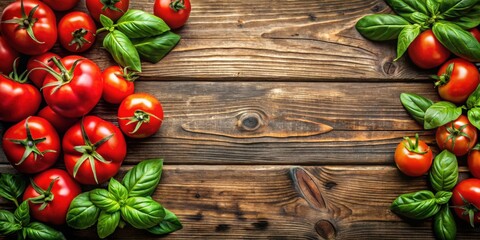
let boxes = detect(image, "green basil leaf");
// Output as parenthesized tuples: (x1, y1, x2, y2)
(0, 173, 27, 205)
(435, 191, 453, 205)
(467, 84, 480, 109)
(432, 21, 480, 62)
(439, 0, 479, 19)
(390, 190, 441, 219)
(103, 30, 142, 72)
(24, 222, 65, 240)
(66, 192, 101, 229)
(426, 0, 440, 15)
(108, 178, 128, 201)
(122, 159, 163, 197)
(410, 12, 430, 25)
(100, 14, 114, 29)
(424, 101, 462, 129)
(434, 204, 457, 240)
(147, 208, 182, 235)
(385, 0, 428, 23)
(90, 189, 120, 213)
(131, 31, 181, 63)
(0, 210, 21, 235)
(115, 9, 170, 38)
(355, 14, 411, 41)
(121, 197, 165, 229)
(468, 107, 480, 130)
(396, 25, 421, 60)
(400, 93, 434, 125)
(97, 210, 120, 239)
(429, 150, 458, 192)
(14, 201, 30, 227)
(451, 5, 480, 29)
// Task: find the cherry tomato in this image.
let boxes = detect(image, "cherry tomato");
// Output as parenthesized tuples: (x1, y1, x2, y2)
(42, 55, 103, 118)
(2, 117, 60, 174)
(436, 115, 477, 157)
(394, 134, 433, 177)
(470, 28, 480, 42)
(23, 169, 81, 225)
(435, 58, 480, 104)
(26, 52, 61, 88)
(86, 0, 129, 23)
(37, 106, 79, 135)
(63, 116, 127, 185)
(154, 0, 191, 29)
(41, 0, 79, 11)
(1, 0, 57, 55)
(102, 66, 137, 104)
(118, 93, 164, 138)
(58, 11, 96, 53)
(408, 30, 451, 69)
(468, 149, 480, 178)
(0, 35, 19, 74)
(452, 178, 480, 227)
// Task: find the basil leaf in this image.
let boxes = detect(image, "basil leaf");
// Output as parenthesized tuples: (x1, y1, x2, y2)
(438, 0, 479, 19)
(434, 204, 457, 240)
(122, 159, 163, 197)
(429, 150, 458, 192)
(391, 190, 441, 219)
(0, 210, 21, 235)
(97, 211, 120, 239)
(108, 178, 128, 201)
(451, 5, 480, 29)
(132, 31, 181, 63)
(14, 201, 30, 227)
(90, 189, 120, 213)
(121, 197, 165, 229)
(67, 192, 101, 229)
(147, 208, 182, 235)
(386, 0, 428, 23)
(410, 12, 430, 25)
(426, 0, 440, 15)
(355, 14, 411, 41)
(400, 93, 434, 125)
(396, 25, 421, 60)
(424, 101, 462, 129)
(115, 10, 170, 38)
(432, 21, 480, 62)
(435, 191, 453, 205)
(24, 222, 65, 240)
(467, 84, 480, 109)
(0, 173, 27, 205)
(468, 107, 480, 130)
(103, 30, 142, 72)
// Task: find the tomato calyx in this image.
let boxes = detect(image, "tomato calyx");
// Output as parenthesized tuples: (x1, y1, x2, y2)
(100, 0, 123, 12)
(72, 119, 114, 184)
(452, 193, 480, 228)
(116, 66, 139, 82)
(1, 0, 44, 44)
(5, 58, 30, 84)
(444, 123, 472, 150)
(5, 117, 56, 166)
(433, 63, 454, 87)
(40, 57, 84, 94)
(27, 177, 59, 211)
(118, 109, 162, 134)
(69, 28, 92, 51)
(170, 0, 186, 12)
(402, 133, 428, 154)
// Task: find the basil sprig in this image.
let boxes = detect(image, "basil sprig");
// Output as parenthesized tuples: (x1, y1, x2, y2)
(390, 190, 441, 219)
(429, 150, 458, 192)
(434, 204, 457, 240)
(116, 10, 170, 38)
(400, 93, 434, 125)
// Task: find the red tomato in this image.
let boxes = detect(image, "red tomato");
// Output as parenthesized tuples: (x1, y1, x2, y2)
(86, 0, 129, 23)
(468, 150, 480, 178)
(102, 66, 137, 104)
(435, 58, 480, 104)
(436, 115, 478, 157)
(408, 30, 451, 69)
(23, 169, 81, 225)
(0, 35, 19, 74)
(2, 117, 60, 174)
(42, 55, 103, 118)
(26, 52, 61, 88)
(154, 0, 191, 29)
(41, 0, 79, 11)
(1, 0, 57, 55)
(118, 93, 164, 138)
(452, 178, 480, 227)
(63, 116, 127, 185)
(394, 134, 433, 177)
(470, 28, 480, 42)
(58, 12, 96, 53)
(37, 106, 79, 135)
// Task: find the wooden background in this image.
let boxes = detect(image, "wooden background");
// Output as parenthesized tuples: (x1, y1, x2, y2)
(1, 0, 479, 239)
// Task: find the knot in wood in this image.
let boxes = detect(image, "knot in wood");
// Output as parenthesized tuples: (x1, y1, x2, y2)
(382, 60, 398, 75)
(315, 220, 336, 240)
(238, 112, 263, 131)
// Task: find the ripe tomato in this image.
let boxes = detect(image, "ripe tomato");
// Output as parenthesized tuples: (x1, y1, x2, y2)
(0, 35, 19, 74)
(470, 28, 480, 42)
(394, 134, 433, 177)
(118, 93, 164, 138)
(86, 0, 130, 23)
(436, 115, 477, 157)
(2, 117, 60, 174)
(102, 66, 137, 104)
(42, 55, 103, 118)
(23, 169, 81, 225)
(26, 52, 61, 88)
(452, 178, 480, 227)
(468, 149, 480, 178)
(41, 0, 79, 11)
(154, 0, 191, 29)
(1, 0, 57, 55)
(408, 30, 451, 69)
(58, 12, 96, 53)
(0, 64, 41, 122)
(37, 106, 79, 135)
(434, 58, 480, 104)
(63, 116, 127, 185)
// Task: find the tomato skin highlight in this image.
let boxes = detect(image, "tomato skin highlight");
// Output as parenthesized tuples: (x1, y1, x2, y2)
(37, 106, 79, 135)
(118, 93, 164, 138)
(436, 115, 478, 157)
(58, 11, 97, 53)
(86, 0, 130, 23)
(102, 66, 135, 104)
(0, 35, 20, 74)
(394, 136, 433, 177)
(27, 52, 61, 88)
(408, 30, 451, 69)
(0, 75, 41, 122)
(41, 0, 79, 11)
(451, 178, 480, 226)
(436, 58, 480, 104)
(154, 0, 191, 29)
